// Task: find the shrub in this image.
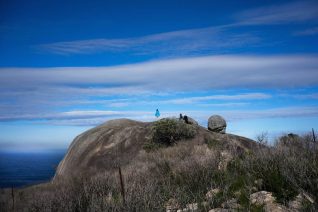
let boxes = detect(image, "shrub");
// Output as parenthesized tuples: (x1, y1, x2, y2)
(151, 118, 197, 145)
(205, 136, 223, 149)
(143, 141, 163, 152)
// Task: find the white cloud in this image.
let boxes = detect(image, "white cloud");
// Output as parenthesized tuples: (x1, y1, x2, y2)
(156, 93, 271, 104)
(22, 106, 318, 126)
(235, 1, 318, 25)
(84, 93, 268, 108)
(1, 55, 318, 92)
(197, 102, 250, 107)
(1, 55, 317, 123)
(282, 93, 318, 99)
(221, 107, 318, 120)
(0, 110, 152, 122)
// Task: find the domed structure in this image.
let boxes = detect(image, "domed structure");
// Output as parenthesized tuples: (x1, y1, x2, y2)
(208, 115, 227, 133)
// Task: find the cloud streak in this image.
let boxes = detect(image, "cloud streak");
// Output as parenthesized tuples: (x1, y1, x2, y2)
(37, 1, 318, 56)
(93, 93, 269, 108)
(1, 54, 317, 125)
(1, 106, 316, 126)
(155, 93, 271, 104)
(294, 27, 318, 36)
(235, 1, 318, 25)
(1, 55, 318, 91)
(39, 26, 259, 55)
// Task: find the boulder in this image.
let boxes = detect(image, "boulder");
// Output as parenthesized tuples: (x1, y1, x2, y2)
(289, 192, 315, 210)
(221, 198, 241, 209)
(208, 115, 226, 133)
(205, 188, 221, 200)
(182, 203, 198, 212)
(250, 191, 289, 212)
(209, 209, 230, 212)
(165, 198, 180, 212)
(250, 191, 275, 205)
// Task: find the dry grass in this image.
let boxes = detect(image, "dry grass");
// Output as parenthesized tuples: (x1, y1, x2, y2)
(1, 132, 317, 211)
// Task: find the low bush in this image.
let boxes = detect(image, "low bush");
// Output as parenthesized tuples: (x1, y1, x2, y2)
(205, 136, 223, 149)
(151, 118, 197, 145)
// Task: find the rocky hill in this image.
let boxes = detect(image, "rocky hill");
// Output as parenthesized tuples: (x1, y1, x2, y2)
(1, 116, 316, 212)
(55, 116, 258, 179)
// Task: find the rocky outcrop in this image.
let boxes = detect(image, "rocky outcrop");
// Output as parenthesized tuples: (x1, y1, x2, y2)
(165, 198, 180, 212)
(205, 188, 221, 200)
(55, 117, 258, 179)
(250, 191, 289, 212)
(289, 192, 315, 211)
(55, 119, 152, 178)
(209, 209, 230, 212)
(250, 191, 276, 205)
(208, 115, 226, 133)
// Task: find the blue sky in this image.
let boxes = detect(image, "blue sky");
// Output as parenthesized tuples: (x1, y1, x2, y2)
(1, 0, 318, 150)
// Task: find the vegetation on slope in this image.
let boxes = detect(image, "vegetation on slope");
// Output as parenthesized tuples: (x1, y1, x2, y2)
(0, 133, 317, 211)
(144, 118, 197, 151)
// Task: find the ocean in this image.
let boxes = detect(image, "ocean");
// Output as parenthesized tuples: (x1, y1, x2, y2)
(0, 150, 66, 188)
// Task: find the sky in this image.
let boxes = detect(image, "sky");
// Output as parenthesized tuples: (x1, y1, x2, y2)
(0, 0, 318, 151)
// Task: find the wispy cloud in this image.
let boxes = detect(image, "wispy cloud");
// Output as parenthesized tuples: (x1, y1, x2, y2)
(38, 25, 259, 55)
(222, 106, 318, 120)
(37, 1, 318, 56)
(0, 110, 152, 122)
(155, 93, 271, 104)
(197, 102, 250, 107)
(90, 93, 269, 107)
(4, 106, 316, 126)
(294, 27, 318, 36)
(1, 54, 317, 124)
(281, 92, 318, 99)
(1, 55, 317, 92)
(235, 1, 318, 25)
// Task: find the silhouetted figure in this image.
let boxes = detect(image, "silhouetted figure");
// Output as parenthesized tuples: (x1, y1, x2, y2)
(183, 115, 189, 124)
(179, 113, 183, 120)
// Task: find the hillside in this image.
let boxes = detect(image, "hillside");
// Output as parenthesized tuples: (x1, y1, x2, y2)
(55, 117, 258, 179)
(0, 116, 317, 212)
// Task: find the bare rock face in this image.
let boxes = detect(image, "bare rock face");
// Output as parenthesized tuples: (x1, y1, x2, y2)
(208, 115, 227, 133)
(55, 119, 151, 178)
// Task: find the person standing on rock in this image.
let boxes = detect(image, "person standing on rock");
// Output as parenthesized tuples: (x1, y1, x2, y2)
(155, 109, 160, 118)
(183, 115, 189, 124)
